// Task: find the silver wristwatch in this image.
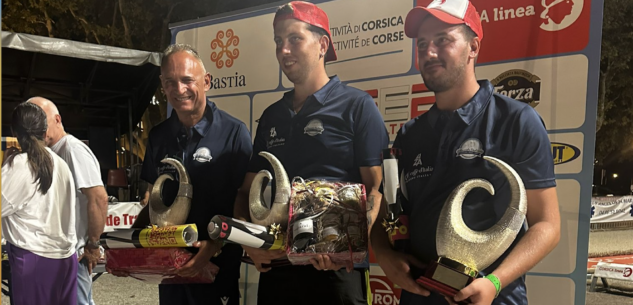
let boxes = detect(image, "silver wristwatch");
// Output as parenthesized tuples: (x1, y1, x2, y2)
(85, 239, 101, 249)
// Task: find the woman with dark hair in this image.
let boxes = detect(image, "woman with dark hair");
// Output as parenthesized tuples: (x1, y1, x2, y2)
(2, 102, 78, 304)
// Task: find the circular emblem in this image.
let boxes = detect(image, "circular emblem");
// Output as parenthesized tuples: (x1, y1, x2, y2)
(456, 138, 484, 159)
(304, 119, 324, 136)
(193, 147, 213, 163)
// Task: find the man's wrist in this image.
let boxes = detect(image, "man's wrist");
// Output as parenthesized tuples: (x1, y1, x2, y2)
(85, 239, 101, 249)
(484, 273, 502, 298)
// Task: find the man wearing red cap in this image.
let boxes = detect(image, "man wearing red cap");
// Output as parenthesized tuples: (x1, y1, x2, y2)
(232, 1, 388, 304)
(371, 1, 561, 305)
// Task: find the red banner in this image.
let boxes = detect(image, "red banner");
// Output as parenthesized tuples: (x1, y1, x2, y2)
(414, 0, 591, 64)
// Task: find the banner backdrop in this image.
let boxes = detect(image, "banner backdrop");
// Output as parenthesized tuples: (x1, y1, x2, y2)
(104, 202, 144, 232)
(591, 196, 633, 223)
(170, 0, 604, 304)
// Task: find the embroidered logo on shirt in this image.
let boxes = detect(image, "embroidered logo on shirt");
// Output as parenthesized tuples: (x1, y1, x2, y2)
(456, 138, 484, 159)
(221, 297, 229, 305)
(304, 119, 324, 136)
(404, 153, 434, 183)
(267, 126, 285, 149)
(413, 153, 423, 167)
(193, 147, 213, 163)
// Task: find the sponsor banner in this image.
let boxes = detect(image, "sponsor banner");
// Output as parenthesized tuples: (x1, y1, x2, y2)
(590, 196, 633, 224)
(370, 275, 402, 305)
(595, 262, 633, 282)
(531, 179, 579, 274)
(349, 55, 589, 142)
(477, 55, 589, 130)
(415, 0, 591, 64)
(548, 133, 583, 174)
(212, 95, 251, 131)
(525, 276, 576, 305)
(104, 202, 144, 232)
(283, 0, 413, 87)
(588, 255, 633, 269)
(175, 14, 280, 95)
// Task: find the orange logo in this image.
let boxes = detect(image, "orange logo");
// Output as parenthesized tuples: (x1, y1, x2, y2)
(210, 29, 240, 69)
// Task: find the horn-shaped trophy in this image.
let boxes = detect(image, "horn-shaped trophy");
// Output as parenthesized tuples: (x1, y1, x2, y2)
(231, 151, 292, 268)
(249, 151, 291, 231)
(416, 156, 527, 301)
(103, 158, 220, 284)
(149, 158, 193, 227)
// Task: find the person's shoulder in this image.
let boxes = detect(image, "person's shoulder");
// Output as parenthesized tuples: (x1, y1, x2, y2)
(258, 96, 288, 121)
(5, 152, 29, 171)
(147, 115, 180, 143)
(329, 81, 374, 107)
(399, 112, 427, 137)
(213, 106, 248, 130)
(491, 93, 534, 114)
(49, 149, 72, 173)
(58, 135, 95, 156)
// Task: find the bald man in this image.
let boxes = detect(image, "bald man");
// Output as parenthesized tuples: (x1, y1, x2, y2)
(29, 97, 108, 305)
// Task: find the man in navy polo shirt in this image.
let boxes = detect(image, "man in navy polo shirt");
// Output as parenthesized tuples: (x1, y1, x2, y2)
(231, 2, 388, 305)
(136, 44, 252, 305)
(371, 1, 561, 305)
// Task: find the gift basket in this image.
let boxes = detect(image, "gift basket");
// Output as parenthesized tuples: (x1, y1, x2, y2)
(286, 178, 368, 266)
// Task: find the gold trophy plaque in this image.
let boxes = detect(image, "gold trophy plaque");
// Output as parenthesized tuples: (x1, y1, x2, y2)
(416, 156, 527, 302)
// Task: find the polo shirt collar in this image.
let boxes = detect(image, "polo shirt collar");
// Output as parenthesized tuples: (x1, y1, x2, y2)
(282, 76, 341, 108)
(427, 80, 494, 127)
(170, 101, 216, 138)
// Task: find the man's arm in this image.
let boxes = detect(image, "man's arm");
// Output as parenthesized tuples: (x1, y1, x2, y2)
(81, 185, 109, 242)
(454, 187, 561, 304)
(360, 165, 383, 233)
(79, 185, 108, 273)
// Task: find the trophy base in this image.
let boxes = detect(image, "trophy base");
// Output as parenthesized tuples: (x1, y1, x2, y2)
(416, 260, 475, 304)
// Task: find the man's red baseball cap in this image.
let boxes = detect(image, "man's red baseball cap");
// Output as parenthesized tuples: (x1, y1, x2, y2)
(404, 0, 483, 40)
(273, 1, 337, 62)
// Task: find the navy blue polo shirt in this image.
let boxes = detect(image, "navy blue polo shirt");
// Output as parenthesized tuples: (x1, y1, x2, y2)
(249, 76, 388, 185)
(248, 76, 389, 270)
(393, 80, 555, 305)
(140, 101, 252, 283)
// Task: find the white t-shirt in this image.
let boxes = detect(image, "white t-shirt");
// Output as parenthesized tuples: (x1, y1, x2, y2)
(51, 134, 104, 249)
(2, 147, 77, 259)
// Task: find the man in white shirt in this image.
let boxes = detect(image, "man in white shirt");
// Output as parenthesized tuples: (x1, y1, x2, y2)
(30, 97, 109, 305)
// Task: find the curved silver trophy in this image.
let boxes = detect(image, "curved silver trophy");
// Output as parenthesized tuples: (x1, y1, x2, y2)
(149, 158, 193, 227)
(417, 156, 527, 300)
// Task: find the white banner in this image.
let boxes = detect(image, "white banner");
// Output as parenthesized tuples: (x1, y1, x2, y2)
(595, 262, 633, 282)
(590, 196, 633, 223)
(104, 202, 144, 232)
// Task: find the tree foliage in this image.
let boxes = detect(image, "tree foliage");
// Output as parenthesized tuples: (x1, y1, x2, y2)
(596, 0, 633, 165)
(2, 0, 279, 51)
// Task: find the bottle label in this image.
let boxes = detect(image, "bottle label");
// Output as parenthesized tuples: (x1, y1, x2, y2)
(293, 219, 314, 238)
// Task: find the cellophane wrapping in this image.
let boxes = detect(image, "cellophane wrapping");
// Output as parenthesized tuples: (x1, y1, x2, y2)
(105, 247, 219, 284)
(286, 179, 368, 266)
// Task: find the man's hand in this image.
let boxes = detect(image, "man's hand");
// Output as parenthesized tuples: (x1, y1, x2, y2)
(310, 254, 351, 272)
(78, 247, 100, 274)
(446, 278, 496, 305)
(177, 240, 220, 277)
(106, 267, 130, 278)
(376, 249, 430, 297)
(242, 245, 286, 273)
